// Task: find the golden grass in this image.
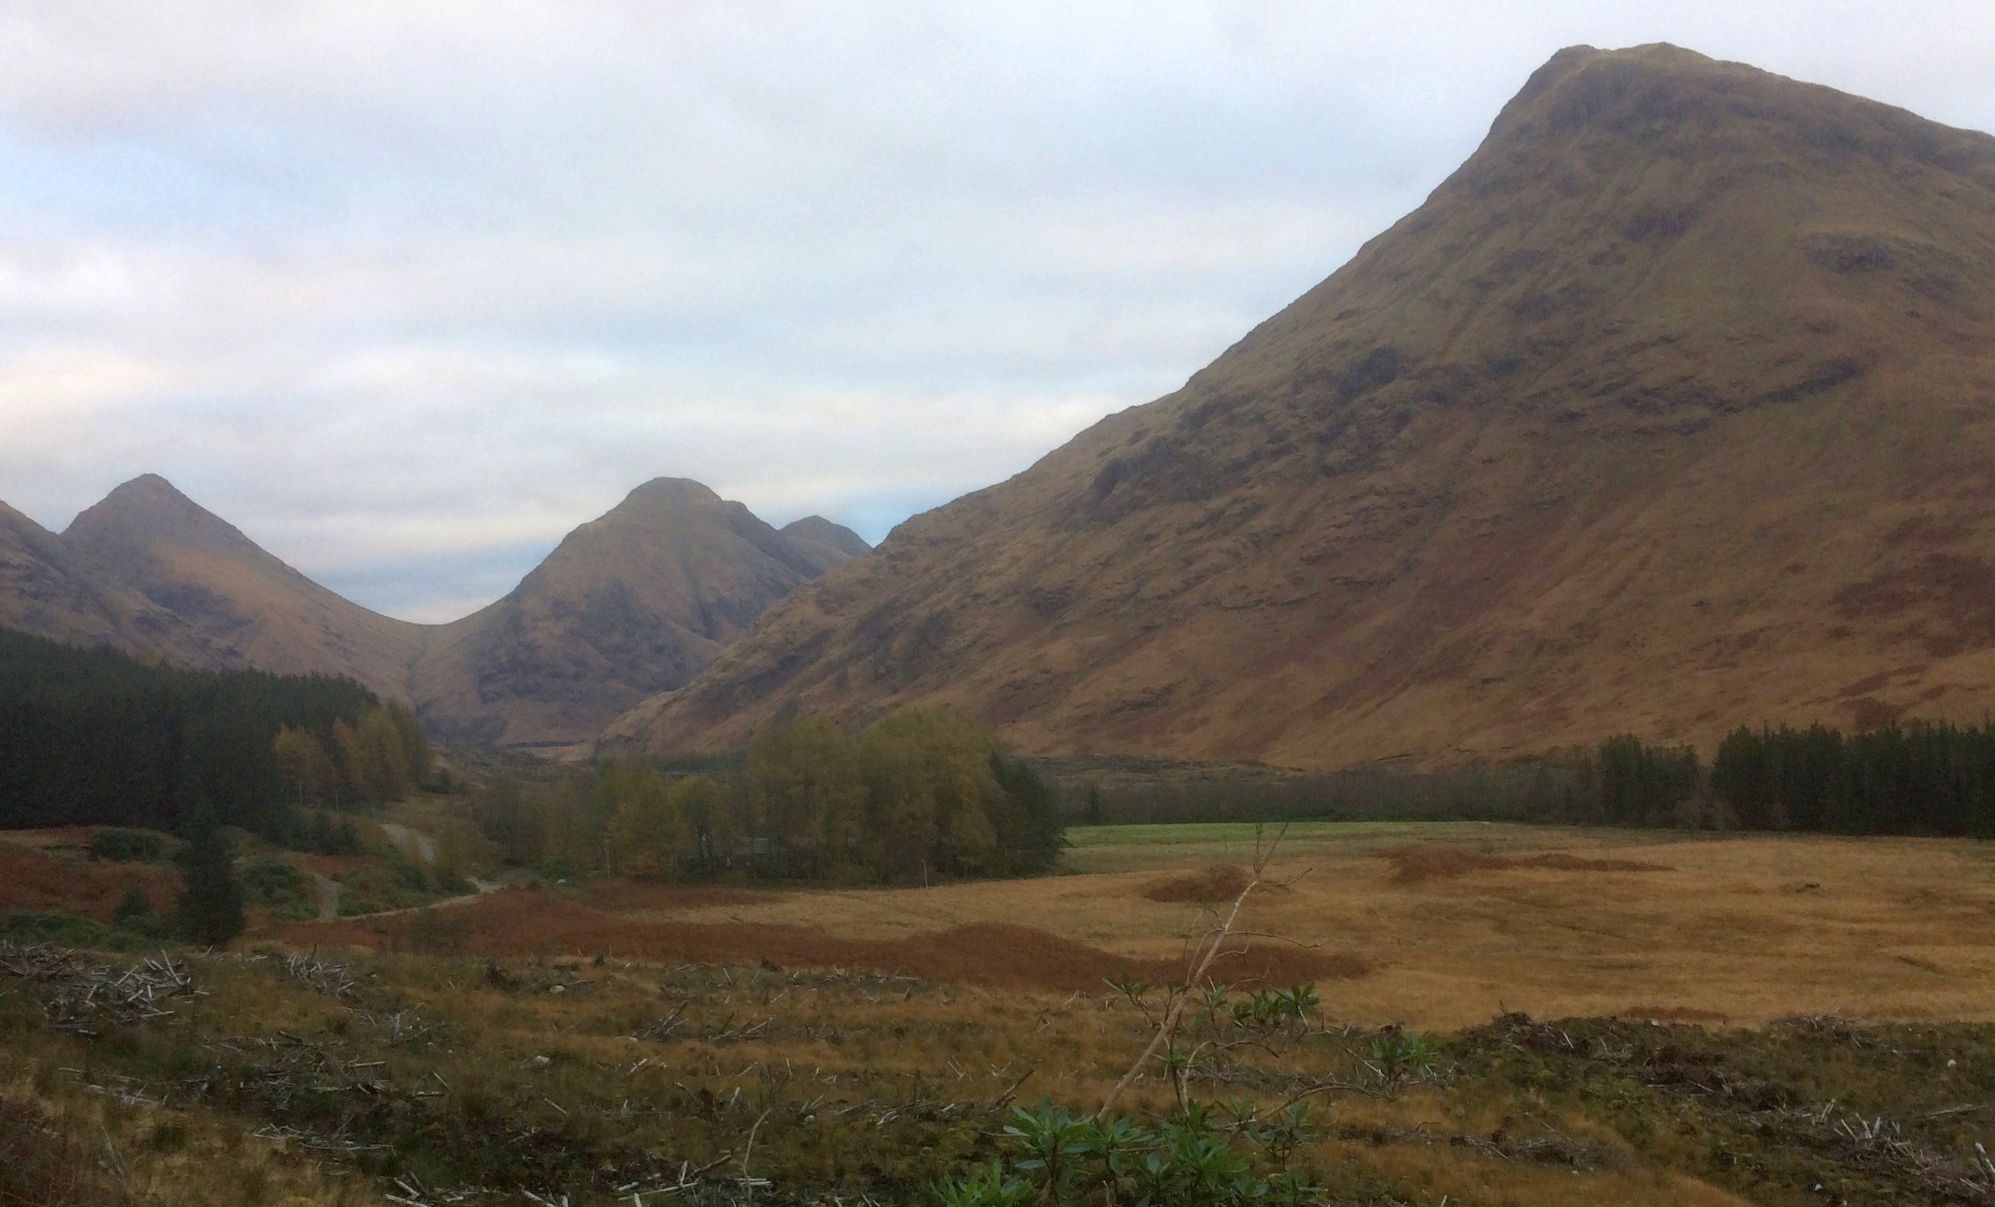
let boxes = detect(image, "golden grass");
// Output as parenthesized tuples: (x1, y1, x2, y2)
(1380, 845, 1672, 883)
(0, 1069, 375, 1206)
(264, 822, 1995, 1030)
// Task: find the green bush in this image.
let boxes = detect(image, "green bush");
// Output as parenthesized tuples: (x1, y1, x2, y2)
(112, 884, 153, 924)
(941, 1098, 1318, 1205)
(88, 828, 164, 862)
(237, 858, 317, 921)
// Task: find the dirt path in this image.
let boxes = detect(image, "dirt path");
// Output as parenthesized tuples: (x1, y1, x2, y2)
(378, 822, 435, 864)
(312, 873, 342, 920)
(313, 874, 504, 923)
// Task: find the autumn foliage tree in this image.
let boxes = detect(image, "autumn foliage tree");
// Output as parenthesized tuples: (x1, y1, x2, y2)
(493, 708, 1064, 883)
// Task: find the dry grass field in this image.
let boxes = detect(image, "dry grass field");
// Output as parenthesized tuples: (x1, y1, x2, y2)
(7, 821, 1995, 1205)
(279, 821, 1995, 1029)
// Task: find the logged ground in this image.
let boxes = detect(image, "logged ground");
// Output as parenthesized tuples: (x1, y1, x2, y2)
(4, 821, 1995, 1205)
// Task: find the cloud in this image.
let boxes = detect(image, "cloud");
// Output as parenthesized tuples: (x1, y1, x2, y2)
(2, 2, 1993, 619)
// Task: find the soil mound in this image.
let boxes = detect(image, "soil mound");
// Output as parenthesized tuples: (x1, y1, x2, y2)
(1142, 865, 1253, 903)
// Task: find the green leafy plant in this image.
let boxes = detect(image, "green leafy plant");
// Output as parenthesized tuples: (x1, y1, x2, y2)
(933, 1160, 1033, 1207)
(1369, 1029, 1439, 1084)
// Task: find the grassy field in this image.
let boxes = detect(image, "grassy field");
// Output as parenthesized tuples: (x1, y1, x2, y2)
(276, 820, 1995, 1027)
(5, 821, 1995, 1204)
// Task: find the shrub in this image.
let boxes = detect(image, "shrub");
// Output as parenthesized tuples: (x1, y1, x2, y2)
(238, 858, 317, 920)
(940, 981, 1337, 1204)
(88, 828, 164, 862)
(951, 1097, 1319, 1205)
(112, 883, 154, 923)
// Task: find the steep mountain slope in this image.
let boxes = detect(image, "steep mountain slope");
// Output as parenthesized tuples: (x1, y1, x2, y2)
(60, 474, 428, 700)
(413, 479, 862, 747)
(617, 44, 1995, 767)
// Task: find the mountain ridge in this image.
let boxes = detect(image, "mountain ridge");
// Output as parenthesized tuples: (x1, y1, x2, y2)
(0, 473, 870, 748)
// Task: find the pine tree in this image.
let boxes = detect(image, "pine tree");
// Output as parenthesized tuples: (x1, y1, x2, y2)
(112, 883, 155, 927)
(175, 810, 246, 947)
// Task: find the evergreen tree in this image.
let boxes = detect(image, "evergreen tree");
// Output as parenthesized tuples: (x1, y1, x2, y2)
(112, 883, 155, 928)
(175, 811, 246, 947)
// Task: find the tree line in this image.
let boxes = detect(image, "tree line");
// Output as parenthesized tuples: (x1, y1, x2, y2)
(474, 708, 1063, 883)
(0, 630, 430, 843)
(1062, 762, 1579, 828)
(1582, 720, 1995, 836)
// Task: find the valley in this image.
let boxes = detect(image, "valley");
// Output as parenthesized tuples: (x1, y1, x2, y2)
(6, 32, 1995, 1207)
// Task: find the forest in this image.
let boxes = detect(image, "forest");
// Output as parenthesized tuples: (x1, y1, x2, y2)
(475, 709, 1064, 883)
(1066, 721, 1995, 839)
(0, 630, 430, 842)
(1585, 721, 1995, 835)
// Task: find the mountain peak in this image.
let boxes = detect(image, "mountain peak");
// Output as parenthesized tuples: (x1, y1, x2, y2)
(621, 477, 725, 509)
(1482, 41, 1995, 176)
(781, 515, 871, 560)
(101, 473, 194, 508)
(66, 474, 254, 556)
(117, 471, 180, 492)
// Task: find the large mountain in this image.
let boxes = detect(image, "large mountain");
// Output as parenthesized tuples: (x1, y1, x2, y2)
(615, 44, 1995, 767)
(0, 475, 866, 748)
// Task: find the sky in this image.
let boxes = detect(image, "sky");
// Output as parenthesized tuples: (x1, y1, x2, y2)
(4, 2, 1994, 622)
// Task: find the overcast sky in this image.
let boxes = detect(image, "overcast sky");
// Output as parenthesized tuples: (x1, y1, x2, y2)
(3, 2, 1992, 622)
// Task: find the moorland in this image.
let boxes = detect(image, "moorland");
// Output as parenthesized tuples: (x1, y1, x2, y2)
(6, 816, 1995, 1205)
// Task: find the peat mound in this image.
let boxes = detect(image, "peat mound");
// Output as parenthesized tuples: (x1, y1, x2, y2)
(275, 890, 1367, 992)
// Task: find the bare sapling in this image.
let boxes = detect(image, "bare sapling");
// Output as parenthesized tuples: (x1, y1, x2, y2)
(1097, 824, 1289, 1118)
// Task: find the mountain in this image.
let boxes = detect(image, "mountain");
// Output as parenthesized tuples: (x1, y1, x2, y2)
(0, 475, 867, 748)
(0, 498, 205, 660)
(615, 44, 1995, 767)
(414, 479, 868, 747)
(61, 475, 427, 699)
(780, 516, 872, 572)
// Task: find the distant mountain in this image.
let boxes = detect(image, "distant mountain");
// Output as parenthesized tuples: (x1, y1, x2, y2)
(616, 44, 1995, 767)
(0, 474, 867, 748)
(0, 497, 204, 661)
(780, 516, 871, 572)
(62, 474, 426, 700)
(414, 479, 868, 747)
